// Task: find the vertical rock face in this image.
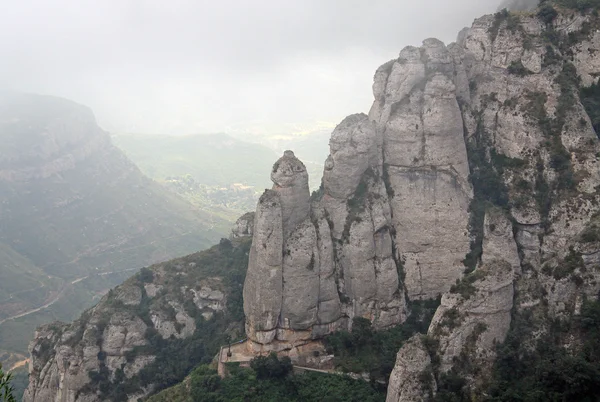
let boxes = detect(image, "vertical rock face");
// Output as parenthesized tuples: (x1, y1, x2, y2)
(370, 39, 473, 300)
(244, 151, 343, 349)
(386, 336, 436, 402)
(271, 150, 311, 237)
(387, 6, 600, 399)
(243, 190, 284, 344)
(244, 141, 407, 350)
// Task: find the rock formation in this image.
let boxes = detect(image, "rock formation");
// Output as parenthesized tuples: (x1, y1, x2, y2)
(239, 3, 600, 398)
(385, 6, 600, 400)
(231, 212, 255, 238)
(244, 143, 408, 351)
(24, 3, 600, 401)
(24, 236, 251, 402)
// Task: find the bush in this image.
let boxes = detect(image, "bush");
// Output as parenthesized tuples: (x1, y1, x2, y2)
(508, 60, 532, 76)
(580, 81, 600, 137)
(177, 363, 385, 402)
(250, 353, 293, 380)
(449, 269, 487, 299)
(581, 224, 600, 242)
(0, 364, 15, 402)
(538, 4, 559, 24)
(323, 299, 440, 381)
(551, 0, 600, 12)
(138, 267, 154, 283)
(488, 297, 600, 400)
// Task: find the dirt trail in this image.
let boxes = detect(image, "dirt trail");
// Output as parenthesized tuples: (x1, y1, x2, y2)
(8, 359, 29, 371)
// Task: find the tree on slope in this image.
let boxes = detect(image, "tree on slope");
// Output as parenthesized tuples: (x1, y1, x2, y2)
(0, 365, 15, 402)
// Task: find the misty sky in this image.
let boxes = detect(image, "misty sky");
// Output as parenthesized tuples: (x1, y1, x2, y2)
(0, 0, 499, 136)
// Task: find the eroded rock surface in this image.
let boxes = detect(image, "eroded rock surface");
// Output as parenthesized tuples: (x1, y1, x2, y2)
(25, 237, 249, 402)
(387, 6, 600, 397)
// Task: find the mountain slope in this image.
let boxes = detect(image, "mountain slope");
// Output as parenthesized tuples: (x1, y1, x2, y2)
(24, 236, 251, 402)
(0, 92, 229, 358)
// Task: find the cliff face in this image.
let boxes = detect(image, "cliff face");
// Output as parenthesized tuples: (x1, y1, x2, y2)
(385, 6, 600, 400)
(244, 141, 407, 351)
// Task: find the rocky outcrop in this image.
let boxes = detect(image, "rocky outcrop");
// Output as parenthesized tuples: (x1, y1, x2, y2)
(231, 212, 254, 238)
(24, 237, 250, 402)
(387, 5, 600, 398)
(243, 151, 346, 350)
(369, 39, 473, 300)
(244, 146, 406, 351)
(429, 260, 514, 373)
(25, 4, 600, 401)
(385, 336, 436, 402)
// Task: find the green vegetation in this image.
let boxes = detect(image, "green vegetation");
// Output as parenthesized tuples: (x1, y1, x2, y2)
(343, 168, 376, 242)
(507, 60, 532, 76)
(449, 269, 488, 300)
(490, 9, 523, 42)
(538, 3, 559, 24)
(438, 308, 462, 331)
(581, 223, 600, 242)
(0, 364, 15, 402)
(8, 367, 27, 402)
(324, 299, 440, 381)
(580, 81, 600, 137)
(250, 353, 294, 379)
(149, 358, 385, 402)
(463, 117, 510, 272)
(542, 246, 585, 280)
(487, 297, 600, 401)
(63, 238, 252, 401)
(547, 0, 600, 12)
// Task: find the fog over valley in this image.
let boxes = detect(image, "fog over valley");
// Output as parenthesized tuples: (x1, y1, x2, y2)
(1, 0, 499, 136)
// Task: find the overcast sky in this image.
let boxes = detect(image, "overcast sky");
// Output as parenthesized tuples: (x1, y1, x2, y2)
(0, 0, 499, 136)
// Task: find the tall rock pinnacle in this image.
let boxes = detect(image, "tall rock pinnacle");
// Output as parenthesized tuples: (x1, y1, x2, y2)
(271, 150, 310, 237)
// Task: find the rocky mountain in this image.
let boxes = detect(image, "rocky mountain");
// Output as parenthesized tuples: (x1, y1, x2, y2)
(21, 1, 600, 401)
(0, 92, 228, 363)
(23, 234, 251, 402)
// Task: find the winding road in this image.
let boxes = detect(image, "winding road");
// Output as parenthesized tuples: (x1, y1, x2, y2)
(0, 268, 137, 326)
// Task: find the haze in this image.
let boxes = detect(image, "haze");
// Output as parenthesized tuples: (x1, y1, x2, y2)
(0, 0, 499, 136)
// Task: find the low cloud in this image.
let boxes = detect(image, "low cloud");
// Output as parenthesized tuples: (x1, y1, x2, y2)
(0, 0, 500, 134)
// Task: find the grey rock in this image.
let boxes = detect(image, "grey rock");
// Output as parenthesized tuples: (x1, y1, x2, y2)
(386, 336, 436, 402)
(231, 212, 255, 238)
(243, 190, 284, 343)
